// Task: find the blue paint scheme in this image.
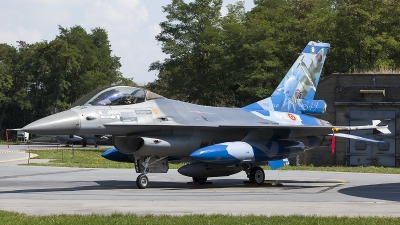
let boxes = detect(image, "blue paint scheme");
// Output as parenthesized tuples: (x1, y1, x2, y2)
(191, 143, 271, 164)
(242, 41, 330, 115)
(252, 146, 269, 162)
(299, 100, 326, 115)
(190, 144, 241, 164)
(268, 159, 285, 170)
(191, 139, 306, 166)
(101, 148, 134, 163)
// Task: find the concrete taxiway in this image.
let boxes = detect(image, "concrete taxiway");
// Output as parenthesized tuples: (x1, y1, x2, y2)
(0, 145, 399, 216)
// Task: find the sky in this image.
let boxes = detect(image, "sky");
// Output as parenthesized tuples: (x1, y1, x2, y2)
(1, 0, 255, 85)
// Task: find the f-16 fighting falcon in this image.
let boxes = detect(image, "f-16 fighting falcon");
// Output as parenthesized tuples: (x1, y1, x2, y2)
(21, 41, 390, 189)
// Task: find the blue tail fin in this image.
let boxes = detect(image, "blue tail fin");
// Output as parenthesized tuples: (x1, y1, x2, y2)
(243, 41, 330, 114)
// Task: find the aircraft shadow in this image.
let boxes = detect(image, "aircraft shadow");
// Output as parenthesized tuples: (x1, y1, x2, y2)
(0, 179, 343, 194)
(338, 182, 400, 202)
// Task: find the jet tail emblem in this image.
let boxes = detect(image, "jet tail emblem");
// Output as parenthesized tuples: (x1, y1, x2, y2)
(243, 41, 330, 115)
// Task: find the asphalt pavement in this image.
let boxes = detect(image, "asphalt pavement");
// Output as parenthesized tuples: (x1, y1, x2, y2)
(0, 144, 399, 216)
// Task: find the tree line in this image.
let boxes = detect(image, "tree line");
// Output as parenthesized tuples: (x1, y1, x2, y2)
(2, 0, 400, 140)
(0, 26, 134, 139)
(148, 0, 400, 107)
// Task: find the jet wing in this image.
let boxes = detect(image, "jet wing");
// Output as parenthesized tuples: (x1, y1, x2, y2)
(103, 121, 335, 137)
(104, 121, 388, 142)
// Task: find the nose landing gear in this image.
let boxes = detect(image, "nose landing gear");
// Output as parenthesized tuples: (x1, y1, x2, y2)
(136, 174, 149, 189)
(134, 156, 168, 189)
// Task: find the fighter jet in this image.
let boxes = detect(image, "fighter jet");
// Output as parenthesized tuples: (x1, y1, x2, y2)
(21, 41, 390, 189)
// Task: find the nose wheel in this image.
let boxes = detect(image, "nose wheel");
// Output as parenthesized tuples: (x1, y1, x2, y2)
(136, 174, 148, 189)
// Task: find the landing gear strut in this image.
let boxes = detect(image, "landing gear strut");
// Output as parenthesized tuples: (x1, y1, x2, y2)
(135, 156, 167, 189)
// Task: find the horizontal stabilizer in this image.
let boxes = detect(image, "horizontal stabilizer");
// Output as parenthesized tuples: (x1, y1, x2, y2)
(328, 133, 385, 143)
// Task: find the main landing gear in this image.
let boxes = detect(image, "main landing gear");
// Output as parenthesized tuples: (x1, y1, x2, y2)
(244, 166, 265, 185)
(192, 177, 208, 184)
(136, 174, 149, 189)
(249, 166, 265, 184)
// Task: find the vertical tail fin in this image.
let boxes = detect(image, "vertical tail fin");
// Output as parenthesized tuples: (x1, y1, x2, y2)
(243, 41, 330, 114)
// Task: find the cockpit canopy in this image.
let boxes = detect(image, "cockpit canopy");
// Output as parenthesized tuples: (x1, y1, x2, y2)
(71, 86, 164, 107)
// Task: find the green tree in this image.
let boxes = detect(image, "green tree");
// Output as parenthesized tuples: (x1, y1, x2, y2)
(0, 45, 13, 105)
(222, 0, 337, 106)
(52, 26, 123, 109)
(0, 42, 36, 138)
(150, 0, 338, 107)
(0, 25, 124, 139)
(149, 0, 231, 106)
(0, 44, 14, 135)
(330, 0, 400, 73)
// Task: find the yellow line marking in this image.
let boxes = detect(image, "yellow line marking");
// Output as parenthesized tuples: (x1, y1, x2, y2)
(0, 154, 38, 163)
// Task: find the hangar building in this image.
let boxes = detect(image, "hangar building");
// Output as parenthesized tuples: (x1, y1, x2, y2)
(297, 74, 400, 167)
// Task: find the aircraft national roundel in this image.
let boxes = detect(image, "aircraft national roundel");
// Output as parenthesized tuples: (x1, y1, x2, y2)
(288, 113, 296, 121)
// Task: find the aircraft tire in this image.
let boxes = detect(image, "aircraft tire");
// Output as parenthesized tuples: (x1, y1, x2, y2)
(249, 167, 265, 184)
(192, 177, 207, 184)
(136, 174, 148, 189)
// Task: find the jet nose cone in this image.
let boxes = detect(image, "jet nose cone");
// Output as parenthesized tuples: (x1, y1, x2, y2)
(22, 110, 81, 135)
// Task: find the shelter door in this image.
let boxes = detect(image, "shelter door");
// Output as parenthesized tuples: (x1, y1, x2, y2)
(348, 109, 396, 166)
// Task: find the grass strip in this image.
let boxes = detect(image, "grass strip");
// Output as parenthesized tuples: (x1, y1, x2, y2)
(22, 148, 134, 169)
(1, 211, 399, 225)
